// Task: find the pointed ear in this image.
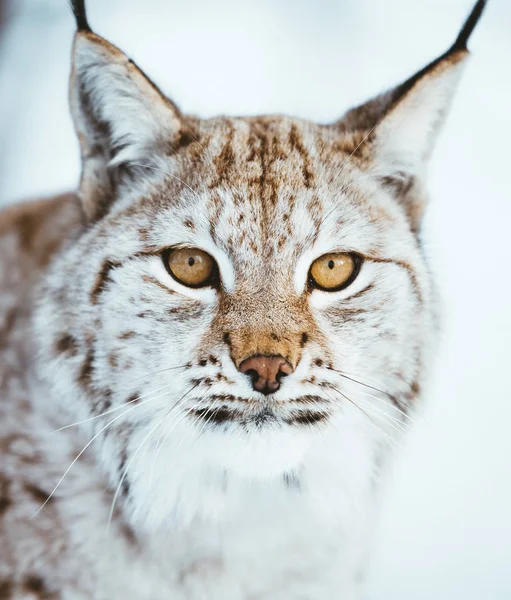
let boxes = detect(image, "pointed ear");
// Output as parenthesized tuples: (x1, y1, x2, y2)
(70, 29, 184, 220)
(336, 0, 487, 230)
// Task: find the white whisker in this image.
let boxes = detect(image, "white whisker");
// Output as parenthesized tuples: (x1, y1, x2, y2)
(31, 400, 149, 519)
(356, 389, 419, 427)
(122, 363, 189, 388)
(320, 385, 404, 452)
(52, 381, 176, 433)
(148, 392, 204, 487)
(107, 417, 164, 533)
(355, 399, 409, 437)
(151, 383, 202, 465)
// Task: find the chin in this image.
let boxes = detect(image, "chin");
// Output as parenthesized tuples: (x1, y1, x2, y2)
(124, 418, 322, 533)
(195, 423, 316, 479)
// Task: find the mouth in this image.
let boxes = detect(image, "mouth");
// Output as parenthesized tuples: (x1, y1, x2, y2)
(189, 395, 331, 428)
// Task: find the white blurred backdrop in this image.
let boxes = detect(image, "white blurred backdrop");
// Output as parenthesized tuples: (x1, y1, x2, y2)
(0, 0, 510, 597)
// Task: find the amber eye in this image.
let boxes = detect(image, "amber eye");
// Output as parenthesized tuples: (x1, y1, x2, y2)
(163, 248, 217, 288)
(309, 253, 361, 291)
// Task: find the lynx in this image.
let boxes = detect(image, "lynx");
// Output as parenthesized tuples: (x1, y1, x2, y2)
(0, 1, 487, 598)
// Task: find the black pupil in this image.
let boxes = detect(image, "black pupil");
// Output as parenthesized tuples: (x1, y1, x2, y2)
(328, 260, 335, 270)
(188, 256, 195, 267)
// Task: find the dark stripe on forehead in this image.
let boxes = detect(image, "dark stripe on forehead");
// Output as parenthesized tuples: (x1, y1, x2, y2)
(288, 124, 315, 188)
(250, 118, 278, 211)
(213, 121, 235, 186)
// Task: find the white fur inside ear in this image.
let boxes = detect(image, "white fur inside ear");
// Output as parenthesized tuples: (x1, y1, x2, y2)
(72, 33, 181, 166)
(372, 55, 468, 179)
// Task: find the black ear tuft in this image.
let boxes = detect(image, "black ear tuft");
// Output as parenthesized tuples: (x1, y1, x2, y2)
(69, 0, 91, 32)
(356, 0, 489, 121)
(452, 0, 488, 52)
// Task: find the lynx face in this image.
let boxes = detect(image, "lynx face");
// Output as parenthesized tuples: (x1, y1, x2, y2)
(33, 2, 484, 532)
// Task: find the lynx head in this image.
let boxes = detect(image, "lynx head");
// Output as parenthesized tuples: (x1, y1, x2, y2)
(35, 1, 486, 531)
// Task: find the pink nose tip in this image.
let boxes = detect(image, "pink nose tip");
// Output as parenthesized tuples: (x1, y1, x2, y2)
(238, 355, 294, 395)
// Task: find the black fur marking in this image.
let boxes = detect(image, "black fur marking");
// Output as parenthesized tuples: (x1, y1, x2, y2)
(69, 0, 91, 32)
(0, 476, 11, 515)
(78, 348, 94, 390)
(24, 483, 52, 504)
(381, 173, 415, 197)
(121, 522, 138, 546)
(347, 283, 375, 301)
(0, 308, 17, 349)
(292, 395, 326, 405)
(343, 0, 488, 142)
(283, 472, 302, 490)
(390, 0, 488, 108)
(0, 580, 13, 598)
(22, 575, 50, 595)
(209, 394, 240, 403)
(453, 0, 488, 51)
(118, 449, 131, 499)
(121, 476, 131, 499)
(90, 260, 121, 305)
(55, 334, 78, 356)
(126, 58, 182, 113)
(125, 393, 140, 405)
(285, 411, 329, 426)
(250, 408, 276, 427)
(193, 407, 236, 425)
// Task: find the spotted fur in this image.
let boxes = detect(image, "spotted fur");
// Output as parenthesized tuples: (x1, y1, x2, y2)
(0, 1, 487, 598)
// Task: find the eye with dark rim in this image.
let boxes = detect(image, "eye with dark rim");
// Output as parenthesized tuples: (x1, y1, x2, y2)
(308, 252, 362, 292)
(162, 247, 219, 289)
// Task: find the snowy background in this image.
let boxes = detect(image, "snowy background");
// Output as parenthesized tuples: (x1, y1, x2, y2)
(0, 0, 510, 597)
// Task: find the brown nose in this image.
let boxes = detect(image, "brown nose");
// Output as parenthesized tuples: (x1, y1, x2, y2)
(238, 354, 294, 395)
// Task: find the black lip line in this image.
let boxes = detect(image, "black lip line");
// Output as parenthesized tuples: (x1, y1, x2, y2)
(190, 405, 331, 426)
(187, 394, 329, 405)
